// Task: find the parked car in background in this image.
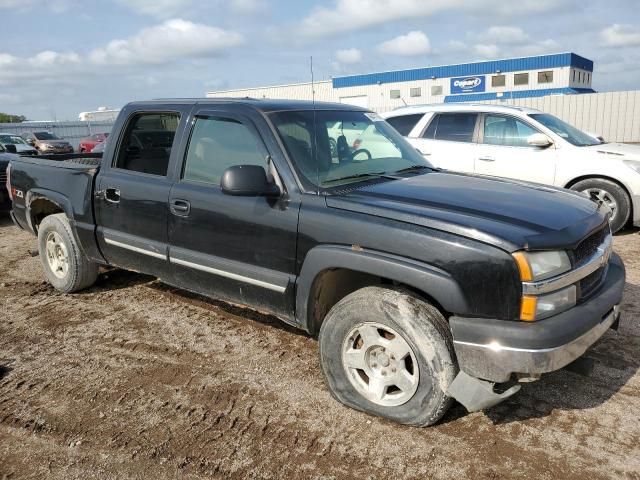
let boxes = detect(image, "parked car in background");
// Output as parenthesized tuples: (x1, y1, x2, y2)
(78, 132, 109, 153)
(383, 104, 640, 232)
(21, 131, 73, 154)
(91, 138, 108, 154)
(0, 143, 20, 209)
(0, 133, 38, 156)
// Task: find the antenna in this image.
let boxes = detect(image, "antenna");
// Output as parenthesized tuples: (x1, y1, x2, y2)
(311, 55, 319, 194)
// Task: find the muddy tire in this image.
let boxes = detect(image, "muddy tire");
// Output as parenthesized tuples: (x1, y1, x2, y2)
(318, 286, 458, 427)
(37, 213, 98, 293)
(570, 178, 631, 233)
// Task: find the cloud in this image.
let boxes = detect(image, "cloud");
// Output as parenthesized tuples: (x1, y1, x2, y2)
(377, 31, 431, 56)
(0, 0, 69, 12)
(230, 0, 265, 14)
(601, 24, 640, 47)
(118, 0, 193, 18)
(89, 19, 244, 66)
(474, 44, 501, 59)
(480, 26, 529, 44)
(298, 0, 571, 37)
(335, 48, 363, 64)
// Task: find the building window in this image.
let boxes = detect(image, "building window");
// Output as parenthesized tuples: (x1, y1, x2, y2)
(514, 73, 529, 86)
(431, 85, 443, 96)
(573, 70, 576, 82)
(538, 71, 553, 84)
(410, 87, 421, 97)
(492, 75, 506, 87)
(587, 73, 590, 84)
(390, 89, 401, 99)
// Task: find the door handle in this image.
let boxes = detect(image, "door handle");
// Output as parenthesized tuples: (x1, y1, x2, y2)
(170, 199, 191, 216)
(478, 156, 495, 162)
(105, 188, 120, 203)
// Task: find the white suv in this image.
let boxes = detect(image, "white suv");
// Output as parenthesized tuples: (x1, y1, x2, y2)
(382, 104, 640, 232)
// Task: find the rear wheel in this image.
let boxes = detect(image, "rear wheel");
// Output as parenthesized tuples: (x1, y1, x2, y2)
(318, 286, 457, 427)
(569, 178, 631, 233)
(38, 213, 98, 293)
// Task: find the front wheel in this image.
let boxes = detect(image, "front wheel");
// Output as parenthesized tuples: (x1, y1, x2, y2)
(38, 213, 98, 293)
(318, 286, 458, 427)
(570, 178, 631, 233)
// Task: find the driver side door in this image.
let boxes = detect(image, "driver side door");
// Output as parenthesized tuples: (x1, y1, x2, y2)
(474, 113, 557, 184)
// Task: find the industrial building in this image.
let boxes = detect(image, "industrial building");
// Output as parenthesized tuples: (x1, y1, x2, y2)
(207, 52, 595, 112)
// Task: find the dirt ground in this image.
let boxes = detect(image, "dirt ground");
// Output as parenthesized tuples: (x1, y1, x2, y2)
(0, 213, 638, 480)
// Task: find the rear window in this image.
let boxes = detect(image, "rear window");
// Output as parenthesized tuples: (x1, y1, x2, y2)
(385, 114, 424, 136)
(423, 113, 478, 143)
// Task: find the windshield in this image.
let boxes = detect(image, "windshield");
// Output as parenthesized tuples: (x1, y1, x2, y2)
(34, 131, 61, 140)
(0, 134, 27, 145)
(529, 113, 601, 147)
(270, 110, 432, 190)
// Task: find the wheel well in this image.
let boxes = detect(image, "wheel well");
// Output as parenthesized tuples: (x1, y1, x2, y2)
(30, 199, 64, 232)
(306, 268, 446, 337)
(565, 175, 633, 223)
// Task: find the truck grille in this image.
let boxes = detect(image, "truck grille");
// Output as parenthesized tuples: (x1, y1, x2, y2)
(0, 173, 6, 184)
(580, 266, 606, 298)
(574, 225, 609, 265)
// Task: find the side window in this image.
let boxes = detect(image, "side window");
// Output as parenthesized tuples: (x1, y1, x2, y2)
(183, 117, 266, 185)
(483, 115, 538, 147)
(385, 113, 424, 136)
(115, 113, 179, 176)
(423, 113, 478, 143)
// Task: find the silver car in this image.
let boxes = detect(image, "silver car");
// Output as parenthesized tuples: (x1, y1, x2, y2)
(0, 133, 38, 156)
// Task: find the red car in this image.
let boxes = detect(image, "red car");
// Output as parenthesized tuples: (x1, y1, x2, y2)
(78, 133, 109, 153)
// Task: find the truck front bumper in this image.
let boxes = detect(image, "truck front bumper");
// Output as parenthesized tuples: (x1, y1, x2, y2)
(450, 253, 625, 383)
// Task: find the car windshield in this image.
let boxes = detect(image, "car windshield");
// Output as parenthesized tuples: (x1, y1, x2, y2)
(0, 134, 27, 145)
(270, 110, 432, 190)
(529, 113, 601, 147)
(34, 131, 60, 140)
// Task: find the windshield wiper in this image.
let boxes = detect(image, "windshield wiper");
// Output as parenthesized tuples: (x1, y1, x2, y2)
(392, 164, 434, 174)
(322, 171, 391, 185)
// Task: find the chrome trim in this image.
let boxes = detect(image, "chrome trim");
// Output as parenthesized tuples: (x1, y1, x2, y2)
(522, 234, 612, 295)
(169, 256, 287, 293)
(453, 305, 620, 383)
(104, 237, 166, 260)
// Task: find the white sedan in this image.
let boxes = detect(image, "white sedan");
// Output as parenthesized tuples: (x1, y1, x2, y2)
(382, 104, 640, 232)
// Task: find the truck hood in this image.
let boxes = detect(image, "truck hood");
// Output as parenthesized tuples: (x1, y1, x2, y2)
(583, 142, 640, 161)
(326, 171, 608, 252)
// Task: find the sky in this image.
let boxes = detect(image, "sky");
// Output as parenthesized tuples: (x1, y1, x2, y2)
(0, 0, 639, 120)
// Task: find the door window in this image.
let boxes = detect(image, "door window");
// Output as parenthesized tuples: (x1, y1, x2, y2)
(385, 113, 424, 136)
(423, 113, 478, 143)
(115, 113, 179, 176)
(182, 117, 266, 185)
(483, 115, 538, 147)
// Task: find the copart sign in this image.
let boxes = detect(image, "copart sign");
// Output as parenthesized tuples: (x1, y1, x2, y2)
(450, 76, 486, 94)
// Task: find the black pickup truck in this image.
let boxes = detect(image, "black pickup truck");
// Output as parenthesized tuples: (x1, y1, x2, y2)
(7, 99, 625, 426)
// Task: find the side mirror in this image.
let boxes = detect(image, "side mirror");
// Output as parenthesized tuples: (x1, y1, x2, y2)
(527, 133, 553, 148)
(26, 138, 35, 146)
(4, 144, 17, 154)
(221, 165, 280, 197)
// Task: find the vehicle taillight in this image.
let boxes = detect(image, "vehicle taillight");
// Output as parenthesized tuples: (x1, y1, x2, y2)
(6, 163, 12, 201)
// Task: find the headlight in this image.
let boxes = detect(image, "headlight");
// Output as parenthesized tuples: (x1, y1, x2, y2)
(521, 286, 576, 321)
(624, 159, 640, 174)
(512, 250, 571, 281)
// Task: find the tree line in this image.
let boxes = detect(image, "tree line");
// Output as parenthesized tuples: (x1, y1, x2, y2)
(0, 113, 26, 123)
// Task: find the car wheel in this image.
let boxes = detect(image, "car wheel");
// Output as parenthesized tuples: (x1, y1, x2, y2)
(570, 178, 631, 233)
(38, 213, 98, 293)
(318, 286, 458, 427)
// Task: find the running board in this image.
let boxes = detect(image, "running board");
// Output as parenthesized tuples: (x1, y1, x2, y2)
(447, 371, 521, 412)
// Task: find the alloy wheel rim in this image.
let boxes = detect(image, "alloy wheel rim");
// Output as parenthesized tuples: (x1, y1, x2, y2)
(45, 231, 69, 279)
(341, 322, 419, 407)
(584, 188, 618, 222)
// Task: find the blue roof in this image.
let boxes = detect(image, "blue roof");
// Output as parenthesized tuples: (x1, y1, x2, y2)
(443, 87, 596, 103)
(332, 53, 593, 88)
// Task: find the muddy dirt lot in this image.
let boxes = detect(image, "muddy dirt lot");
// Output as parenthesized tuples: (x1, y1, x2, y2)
(0, 214, 638, 480)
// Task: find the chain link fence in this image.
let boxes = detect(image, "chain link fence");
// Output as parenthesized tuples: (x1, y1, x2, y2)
(0, 120, 114, 150)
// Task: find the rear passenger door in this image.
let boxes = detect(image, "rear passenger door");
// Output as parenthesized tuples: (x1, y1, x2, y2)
(410, 112, 479, 173)
(95, 106, 191, 278)
(166, 109, 300, 320)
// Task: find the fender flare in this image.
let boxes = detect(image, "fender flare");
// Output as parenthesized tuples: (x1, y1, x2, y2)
(25, 188, 74, 233)
(295, 245, 468, 332)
